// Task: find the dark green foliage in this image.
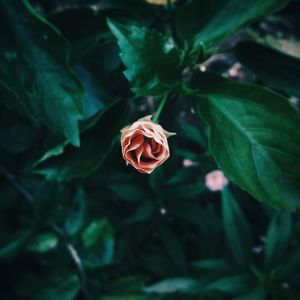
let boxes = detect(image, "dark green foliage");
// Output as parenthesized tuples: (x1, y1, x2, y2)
(0, 0, 84, 146)
(1, 0, 300, 299)
(195, 77, 300, 210)
(222, 188, 252, 270)
(33, 98, 129, 181)
(108, 20, 183, 96)
(235, 41, 300, 97)
(175, 0, 290, 49)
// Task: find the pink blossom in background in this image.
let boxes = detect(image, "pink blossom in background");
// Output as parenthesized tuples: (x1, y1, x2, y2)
(183, 159, 194, 167)
(205, 170, 229, 192)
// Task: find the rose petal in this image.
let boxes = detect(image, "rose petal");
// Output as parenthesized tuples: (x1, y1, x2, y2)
(136, 167, 153, 174)
(143, 143, 155, 159)
(151, 139, 161, 154)
(135, 144, 144, 163)
(126, 135, 144, 152)
(124, 151, 136, 165)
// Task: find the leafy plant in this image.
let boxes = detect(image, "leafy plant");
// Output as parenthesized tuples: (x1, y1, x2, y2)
(0, 0, 300, 299)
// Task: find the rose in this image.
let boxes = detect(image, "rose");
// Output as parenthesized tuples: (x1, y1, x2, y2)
(205, 170, 229, 192)
(121, 115, 175, 174)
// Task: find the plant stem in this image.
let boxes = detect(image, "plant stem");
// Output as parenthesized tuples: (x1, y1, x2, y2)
(153, 93, 169, 123)
(0, 166, 34, 204)
(49, 224, 89, 299)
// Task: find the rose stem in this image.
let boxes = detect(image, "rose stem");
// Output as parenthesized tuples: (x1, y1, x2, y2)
(153, 93, 169, 123)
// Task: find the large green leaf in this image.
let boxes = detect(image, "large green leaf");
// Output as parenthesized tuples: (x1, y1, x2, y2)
(235, 41, 300, 98)
(107, 19, 183, 96)
(0, 0, 84, 146)
(176, 0, 290, 49)
(222, 188, 252, 270)
(195, 74, 300, 210)
(33, 99, 129, 181)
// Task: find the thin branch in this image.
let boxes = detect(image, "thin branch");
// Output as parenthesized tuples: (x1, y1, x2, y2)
(0, 165, 34, 204)
(153, 93, 169, 123)
(49, 224, 89, 299)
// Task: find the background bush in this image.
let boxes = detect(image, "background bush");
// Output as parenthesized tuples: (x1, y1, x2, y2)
(0, 0, 300, 299)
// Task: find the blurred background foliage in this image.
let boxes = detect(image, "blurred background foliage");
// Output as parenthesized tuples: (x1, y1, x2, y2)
(0, 0, 300, 299)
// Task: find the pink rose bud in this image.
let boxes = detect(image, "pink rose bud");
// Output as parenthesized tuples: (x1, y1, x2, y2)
(121, 115, 175, 174)
(205, 170, 229, 192)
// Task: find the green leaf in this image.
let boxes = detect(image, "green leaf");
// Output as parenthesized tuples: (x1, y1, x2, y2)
(0, 30, 36, 120)
(64, 188, 86, 236)
(176, 0, 290, 49)
(264, 212, 291, 269)
(107, 19, 183, 96)
(0, 0, 84, 146)
(192, 259, 231, 273)
(123, 200, 156, 225)
(169, 201, 222, 258)
(33, 181, 71, 224)
(222, 188, 252, 270)
(144, 278, 203, 294)
(277, 247, 300, 279)
(158, 223, 188, 275)
(106, 275, 149, 294)
(81, 219, 114, 267)
(0, 109, 36, 154)
(33, 99, 129, 181)
(195, 74, 300, 210)
(27, 232, 58, 253)
(235, 41, 300, 97)
(110, 184, 150, 202)
(206, 274, 254, 295)
(0, 230, 33, 260)
(82, 219, 113, 248)
(32, 274, 80, 300)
